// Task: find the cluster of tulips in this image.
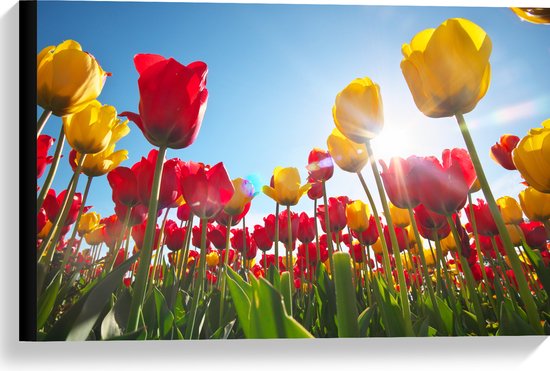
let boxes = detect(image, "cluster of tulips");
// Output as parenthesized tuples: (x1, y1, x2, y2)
(35, 10, 550, 340)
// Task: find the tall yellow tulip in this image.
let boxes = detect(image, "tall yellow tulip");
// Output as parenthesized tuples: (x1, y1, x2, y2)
(512, 119, 550, 193)
(332, 77, 384, 143)
(345, 200, 370, 232)
(511, 8, 550, 24)
(262, 167, 311, 206)
(519, 186, 550, 222)
(388, 203, 410, 228)
(37, 40, 109, 116)
(84, 226, 104, 245)
(400, 18, 492, 118)
(326, 128, 369, 173)
(78, 212, 101, 236)
(78, 144, 129, 177)
(224, 178, 255, 216)
(496, 196, 523, 225)
(63, 100, 122, 154)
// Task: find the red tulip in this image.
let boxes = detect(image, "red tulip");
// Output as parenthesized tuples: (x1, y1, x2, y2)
(465, 199, 499, 236)
(413, 204, 450, 241)
(297, 242, 319, 264)
(114, 202, 149, 227)
(215, 202, 250, 227)
(252, 224, 273, 252)
(251, 264, 265, 278)
(409, 149, 476, 215)
(102, 215, 125, 249)
(379, 156, 421, 209)
(490, 134, 520, 171)
(164, 220, 186, 252)
(180, 161, 234, 219)
(38, 208, 48, 234)
(519, 221, 547, 250)
(351, 215, 380, 246)
(43, 189, 90, 228)
(176, 203, 192, 222)
(263, 214, 276, 242)
(297, 212, 315, 244)
(230, 227, 252, 253)
(317, 196, 348, 233)
(471, 263, 495, 283)
(306, 148, 334, 182)
(260, 254, 286, 271)
(278, 209, 299, 249)
(383, 225, 409, 254)
(120, 54, 208, 149)
(107, 166, 140, 207)
(113, 248, 126, 268)
(349, 242, 365, 262)
(307, 176, 323, 200)
(221, 248, 237, 266)
(207, 223, 228, 250)
(131, 219, 161, 251)
(134, 149, 182, 211)
(37, 135, 55, 179)
(192, 223, 212, 249)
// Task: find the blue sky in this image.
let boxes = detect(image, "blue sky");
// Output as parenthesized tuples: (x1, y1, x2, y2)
(38, 1, 550, 243)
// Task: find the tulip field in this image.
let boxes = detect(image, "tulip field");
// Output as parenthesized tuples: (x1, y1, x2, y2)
(33, 7, 550, 340)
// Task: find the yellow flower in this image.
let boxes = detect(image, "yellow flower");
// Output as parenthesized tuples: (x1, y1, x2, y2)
(78, 212, 101, 236)
(440, 233, 457, 253)
(37, 40, 109, 116)
(77, 144, 129, 177)
(423, 248, 437, 267)
(505, 224, 523, 247)
(371, 238, 383, 255)
(512, 119, 550, 193)
(326, 128, 369, 173)
(496, 196, 523, 225)
(400, 18, 492, 118)
(388, 202, 410, 228)
(84, 226, 104, 245)
(38, 220, 52, 240)
(206, 251, 220, 267)
(262, 167, 311, 206)
(519, 186, 550, 222)
(511, 8, 550, 24)
(332, 77, 384, 143)
(470, 178, 481, 193)
(63, 100, 121, 154)
(406, 225, 417, 248)
(345, 200, 370, 232)
(224, 178, 255, 216)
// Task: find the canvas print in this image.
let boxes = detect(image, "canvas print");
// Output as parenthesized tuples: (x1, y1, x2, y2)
(33, 1, 550, 340)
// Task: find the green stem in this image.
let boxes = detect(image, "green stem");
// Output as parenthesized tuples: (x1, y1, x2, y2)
(148, 207, 170, 289)
(37, 125, 66, 211)
(37, 109, 52, 137)
(274, 203, 280, 269)
(187, 217, 209, 339)
(456, 113, 542, 334)
(314, 198, 320, 262)
(357, 171, 394, 287)
(365, 140, 413, 336)
(126, 146, 167, 333)
(177, 215, 194, 284)
(322, 181, 335, 276)
(287, 205, 294, 315)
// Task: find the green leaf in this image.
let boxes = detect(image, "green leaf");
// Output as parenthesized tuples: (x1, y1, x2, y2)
(37, 271, 63, 330)
(497, 299, 537, 336)
(358, 304, 376, 337)
(333, 252, 359, 337)
(153, 287, 175, 339)
(106, 327, 146, 341)
(225, 268, 252, 337)
(280, 271, 292, 316)
(64, 252, 140, 341)
(100, 288, 132, 339)
(372, 276, 406, 337)
(522, 244, 550, 296)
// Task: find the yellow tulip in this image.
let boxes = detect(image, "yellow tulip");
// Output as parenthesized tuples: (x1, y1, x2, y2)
(78, 212, 101, 236)
(332, 77, 384, 143)
(496, 196, 523, 225)
(63, 100, 122, 154)
(512, 119, 550, 193)
(519, 186, 550, 222)
(470, 178, 481, 193)
(326, 128, 369, 173)
(511, 8, 550, 24)
(505, 224, 523, 247)
(37, 40, 109, 116)
(38, 220, 52, 240)
(345, 200, 370, 232)
(224, 178, 255, 216)
(206, 251, 220, 268)
(400, 18, 492, 118)
(406, 225, 417, 248)
(84, 226, 104, 245)
(262, 167, 311, 206)
(388, 203, 410, 228)
(371, 238, 383, 255)
(423, 248, 437, 267)
(76, 144, 129, 177)
(440, 233, 457, 253)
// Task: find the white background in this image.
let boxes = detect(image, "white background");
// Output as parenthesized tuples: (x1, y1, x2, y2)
(1, 0, 548, 369)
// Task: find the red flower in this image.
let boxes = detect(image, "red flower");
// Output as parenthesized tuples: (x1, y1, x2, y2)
(519, 221, 547, 250)
(131, 219, 161, 251)
(133, 149, 182, 211)
(43, 189, 90, 228)
(251, 264, 265, 278)
(470, 264, 495, 284)
(379, 156, 421, 209)
(307, 176, 323, 200)
(349, 243, 365, 262)
(114, 202, 149, 227)
(297, 242, 319, 264)
(230, 227, 252, 253)
(260, 254, 286, 270)
(278, 209, 300, 249)
(164, 220, 186, 252)
(221, 248, 237, 265)
(413, 204, 450, 241)
(207, 223, 228, 250)
(317, 196, 348, 233)
(38, 208, 48, 234)
(123, 277, 132, 287)
(252, 224, 273, 252)
(107, 166, 140, 207)
(176, 203, 192, 222)
(215, 202, 250, 227)
(206, 271, 217, 285)
(102, 215, 125, 249)
(409, 149, 476, 215)
(297, 212, 315, 244)
(113, 248, 126, 268)
(120, 54, 208, 149)
(465, 199, 499, 236)
(490, 134, 520, 171)
(180, 161, 234, 219)
(383, 225, 409, 254)
(263, 214, 276, 242)
(37, 135, 54, 178)
(192, 223, 212, 249)
(306, 148, 334, 182)
(475, 235, 505, 258)
(351, 215, 380, 246)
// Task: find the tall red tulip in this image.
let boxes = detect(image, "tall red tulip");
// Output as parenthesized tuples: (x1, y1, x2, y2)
(114, 202, 148, 227)
(131, 219, 161, 251)
(278, 209, 299, 248)
(297, 212, 315, 244)
(164, 220, 186, 252)
(410, 149, 476, 215)
(379, 156, 421, 209)
(413, 204, 450, 241)
(37, 135, 55, 178)
(383, 225, 409, 253)
(316, 196, 348, 233)
(207, 223, 228, 250)
(192, 223, 212, 249)
(107, 166, 140, 207)
(307, 176, 323, 200)
(180, 161, 234, 219)
(465, 199, 499, 236)
(490, 134, 520, 171)
(519, 221, 547, 250)
(351, 215, 380, 246)
(306, 148, 334, 182)
(120, 54, 208, 149)
(43, 189, 90, 228)
(252, 224, 273, 252)
(176, 203, 192, 222)
(215, 202, 250, 227)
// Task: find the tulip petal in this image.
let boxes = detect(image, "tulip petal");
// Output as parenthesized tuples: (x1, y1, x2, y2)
(134, 53, 166, 75)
